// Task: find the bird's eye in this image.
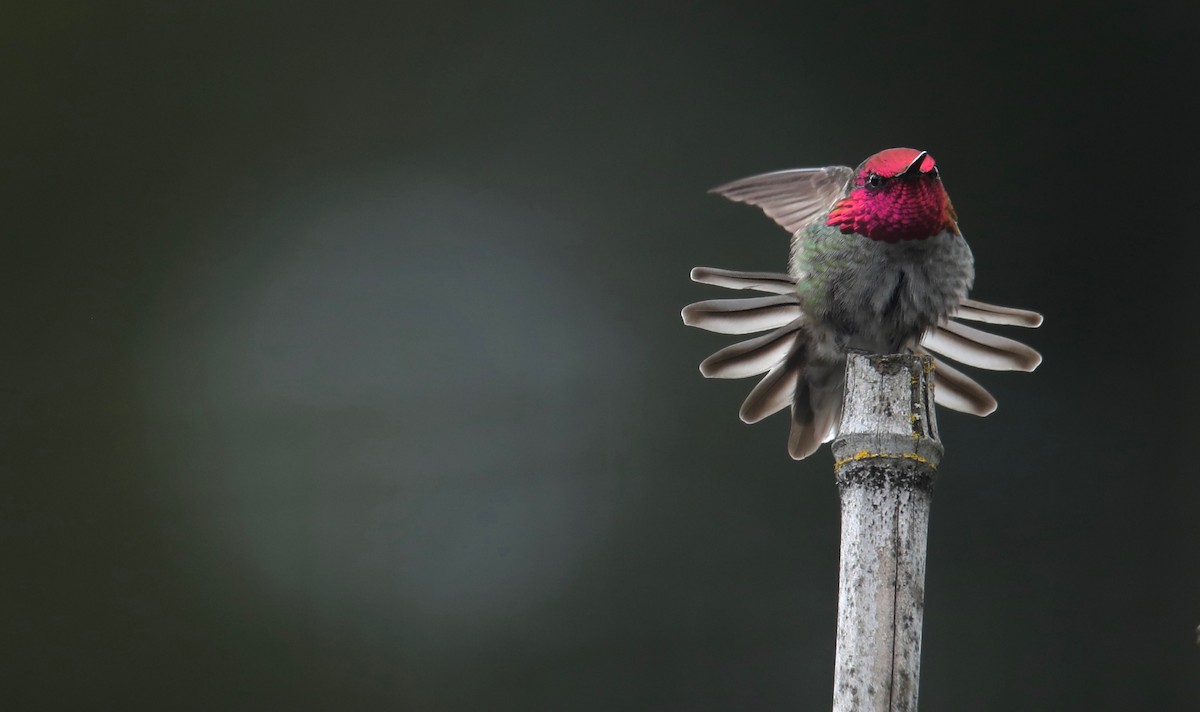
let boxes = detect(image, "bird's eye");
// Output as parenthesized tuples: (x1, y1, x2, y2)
(865, 173, 883, 188)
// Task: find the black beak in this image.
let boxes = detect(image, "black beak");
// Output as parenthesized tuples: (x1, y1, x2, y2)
(900, 150, 929, 178)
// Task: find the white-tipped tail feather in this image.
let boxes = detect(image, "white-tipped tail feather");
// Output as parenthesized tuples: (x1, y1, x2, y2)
(787, 362, 844, 460)
(740, 362, 801, 424)
(689, 267, 797, 294)
(699, 323, 802, 379)
(681, 295, 803, 335)
(952, 299, 1044, 327)
(920, 319, 1042, 372)
(913, 347, 998, 416)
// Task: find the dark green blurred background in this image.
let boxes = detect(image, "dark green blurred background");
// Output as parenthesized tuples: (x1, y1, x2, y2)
(4, 1, 1198, 709)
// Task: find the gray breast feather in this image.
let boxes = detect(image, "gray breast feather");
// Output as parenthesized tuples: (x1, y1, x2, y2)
(802, 230, 975, 352)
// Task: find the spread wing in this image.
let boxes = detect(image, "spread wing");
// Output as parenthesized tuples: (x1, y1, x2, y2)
(710, 166, 854, 235)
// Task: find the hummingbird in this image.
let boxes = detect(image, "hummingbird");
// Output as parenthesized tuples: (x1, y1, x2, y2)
(682, 148, 1043, 459)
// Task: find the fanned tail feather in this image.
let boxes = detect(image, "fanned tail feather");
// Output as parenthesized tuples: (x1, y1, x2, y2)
(912, 346, 998, 416)
(684, 293, 843, 460)
(681, 294, 802, 335)
(689, 267, 797, 294)
(952, 299, 1043, 328)
(787, 361, 844, 460)
(920, 320, 1042, 372)
(740, 355, 802, 424)
(684, 267, 1043, 460)
(699, 322, 802, 379)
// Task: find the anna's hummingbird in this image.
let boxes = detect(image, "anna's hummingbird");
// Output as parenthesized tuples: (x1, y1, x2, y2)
(682, 147, 1042, 459)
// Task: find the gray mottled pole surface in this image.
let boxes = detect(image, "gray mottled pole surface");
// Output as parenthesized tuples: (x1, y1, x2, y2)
(830, 354, 943, 712)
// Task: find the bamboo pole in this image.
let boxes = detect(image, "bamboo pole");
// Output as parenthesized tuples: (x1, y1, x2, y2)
(830, 354, 943, 712)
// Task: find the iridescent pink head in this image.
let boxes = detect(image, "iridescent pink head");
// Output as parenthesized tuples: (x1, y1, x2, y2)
(826, 147, 959, 243)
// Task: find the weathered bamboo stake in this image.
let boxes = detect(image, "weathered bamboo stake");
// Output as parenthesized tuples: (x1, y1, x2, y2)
(830, 354, 943, 712)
